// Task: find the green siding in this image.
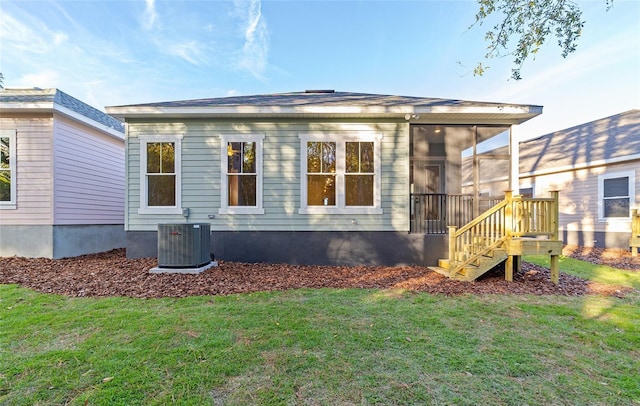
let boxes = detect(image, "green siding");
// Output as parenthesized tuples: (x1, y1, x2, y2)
(126, 120, 410, 232)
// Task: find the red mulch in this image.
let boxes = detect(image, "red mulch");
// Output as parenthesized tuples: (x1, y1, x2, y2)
(0, 246, 637, 298)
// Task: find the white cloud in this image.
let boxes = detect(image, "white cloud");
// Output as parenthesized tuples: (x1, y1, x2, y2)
(166, 41, 205, 65)
(0, 13, 65, 54)
(234, 0, 269, 78)
(16, 70, 60, 88)
(142, 0, 158, 30)
(53, 32, 68, 45)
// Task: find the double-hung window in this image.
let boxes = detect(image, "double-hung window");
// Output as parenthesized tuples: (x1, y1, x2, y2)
(219, 133, 264, 214)
(0, 129, 17, 209)
(139, 135, 182, 214)
(299, 132, 382, 214)
(598, 171, 635, 221)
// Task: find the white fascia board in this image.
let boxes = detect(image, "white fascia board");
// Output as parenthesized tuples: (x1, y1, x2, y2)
(520, 154, 640, 179)
(0, 101, 124, 141)
(54, 104, 124, 141)
(0, 101, 55, 111)
(107, 103, 541, 122)
(415, 104, 542, 115)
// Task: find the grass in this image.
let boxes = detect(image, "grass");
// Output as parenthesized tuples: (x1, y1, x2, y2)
(525, 254, 640, 290)
(1, 261, 639, 405)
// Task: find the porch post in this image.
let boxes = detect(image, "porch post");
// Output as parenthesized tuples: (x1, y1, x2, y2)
(472, 126, 479, 218)
(504, 190, 514, 282)
(509, 126, 519, 195)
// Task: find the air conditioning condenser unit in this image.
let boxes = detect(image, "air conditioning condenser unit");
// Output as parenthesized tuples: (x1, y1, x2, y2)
(158, 223, 211, 268)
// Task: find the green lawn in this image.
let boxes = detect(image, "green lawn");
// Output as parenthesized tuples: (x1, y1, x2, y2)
(1, 259, 639, 405)
(525, 254, 640, 290)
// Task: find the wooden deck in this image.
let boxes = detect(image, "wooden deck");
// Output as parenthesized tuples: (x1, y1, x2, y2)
(436, 191, 562, 283)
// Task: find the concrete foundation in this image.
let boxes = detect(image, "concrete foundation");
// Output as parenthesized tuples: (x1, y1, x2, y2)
(0, 224, 125, 258)
(126, 230, 448, 267)
(563, 230, 632, 250)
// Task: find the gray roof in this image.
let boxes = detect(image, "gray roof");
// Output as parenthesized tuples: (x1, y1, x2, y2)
(520, 109, 640, 175)
(112, 90, 534, 109)
(0, 88, 124, 133)
(106, 90, 543, 124)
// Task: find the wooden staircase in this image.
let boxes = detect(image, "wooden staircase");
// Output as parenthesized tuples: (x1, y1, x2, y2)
(436, 247, 507, 281)
(434, 191, 562, 283)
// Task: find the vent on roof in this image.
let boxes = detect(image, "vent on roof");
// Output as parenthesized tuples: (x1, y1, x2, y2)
(305, 89, 335, 94)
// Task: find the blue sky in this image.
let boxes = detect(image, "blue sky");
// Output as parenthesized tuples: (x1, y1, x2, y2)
(1, 0, 638, 140)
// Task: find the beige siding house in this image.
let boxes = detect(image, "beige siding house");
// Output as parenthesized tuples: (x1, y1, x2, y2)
(0, 88, 125, 258)
(519, 110, 640, 249)
(107, 91, 542, 266)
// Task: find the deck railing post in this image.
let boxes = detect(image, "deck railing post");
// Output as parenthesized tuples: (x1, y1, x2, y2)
(504, 191, 513, 236)
(551, 190, 560, 241)
(448, 226, 457, 269)
(631, 209, 639, 257)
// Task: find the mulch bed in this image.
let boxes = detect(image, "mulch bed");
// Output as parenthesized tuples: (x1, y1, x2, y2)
(0, 246, 637, 298)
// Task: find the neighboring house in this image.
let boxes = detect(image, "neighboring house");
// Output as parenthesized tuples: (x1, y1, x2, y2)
(0, 88, 126, 258)
(106, 90, 544, 267)
(518, 110, 640, 249)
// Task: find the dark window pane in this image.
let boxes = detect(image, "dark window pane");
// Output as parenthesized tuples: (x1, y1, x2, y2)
(0, 170, 10, 201)
(604, 198, 629, 218)
(228, 142, 242, 173)
(604, 177, 628, 197)
(148, 175, 175, 206)
(307, 142, 321, 173)
(0, 137, 9, 168)
(360, 142, 374, 173)
(346, 142, 374, 173)
(162, 143, 175, 173)
(346, 142, 359, 172)
(227, 175, 256, 206)
(322, 142, 336, 173)
(307, 175, 335, 206)
(346, 175, 373, 206)
(243, 142, 256, 173)
(307, 142, 335, 173)
(147, 143, 161, 173)
(520, 188, 533, 198)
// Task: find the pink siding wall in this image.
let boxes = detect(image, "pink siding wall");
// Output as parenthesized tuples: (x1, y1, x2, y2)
(52, 115, 125, 225)
(0, 115, 54, 225)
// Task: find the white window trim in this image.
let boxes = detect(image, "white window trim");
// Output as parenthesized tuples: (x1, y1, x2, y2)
(138, 134, 183, 215)
(0, 129, 17, 209)
(598, 170, 635, 222)
(299, 132, 383, 215)
(218, 133, 265, 215)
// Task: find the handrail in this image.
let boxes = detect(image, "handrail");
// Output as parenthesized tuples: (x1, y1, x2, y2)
(454, 199, 509, 236)
(448, 191, 559, 276)
(511, 193, 559, 239)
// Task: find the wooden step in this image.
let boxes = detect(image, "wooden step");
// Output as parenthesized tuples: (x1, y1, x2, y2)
(443, 248, 509, 282)
(438, 258, 450, 269)
(429, 266, 450, 277)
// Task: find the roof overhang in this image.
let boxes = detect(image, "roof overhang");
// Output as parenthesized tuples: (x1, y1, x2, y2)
(106, 104, 542, 125)
(1, 101, 125, 141)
